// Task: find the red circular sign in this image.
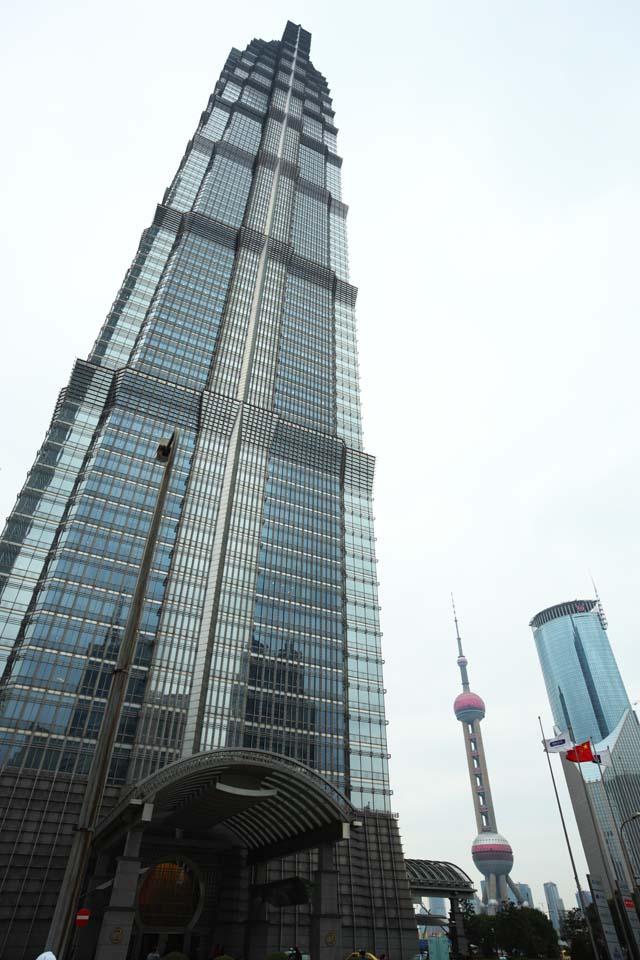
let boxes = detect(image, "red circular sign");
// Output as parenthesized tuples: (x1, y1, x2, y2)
(75, 908, 91, 927)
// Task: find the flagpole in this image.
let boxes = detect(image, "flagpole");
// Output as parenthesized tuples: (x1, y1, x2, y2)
(538, 716, 599, 960)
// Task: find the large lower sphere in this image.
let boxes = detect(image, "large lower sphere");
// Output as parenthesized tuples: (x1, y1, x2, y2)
(454, 691, 486, 723)
(471, 831, 514, 877)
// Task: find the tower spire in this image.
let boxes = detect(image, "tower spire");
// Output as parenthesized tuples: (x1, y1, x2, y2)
(452, 593, 470, 692)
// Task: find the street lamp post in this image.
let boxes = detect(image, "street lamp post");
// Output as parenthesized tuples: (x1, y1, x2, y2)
(620, 812, 640, 899)
(47, 431, 178, 958)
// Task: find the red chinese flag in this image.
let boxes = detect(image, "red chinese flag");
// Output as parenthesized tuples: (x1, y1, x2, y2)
(566, 741, 594, 763)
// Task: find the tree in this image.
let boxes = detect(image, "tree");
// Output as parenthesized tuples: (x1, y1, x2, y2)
(463, 902, 497, 957)
(494, 903, 560, 958)
(463, 901, 560, 958)
(562, 907, 595, 960)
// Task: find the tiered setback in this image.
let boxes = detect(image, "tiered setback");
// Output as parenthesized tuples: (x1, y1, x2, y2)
(0, 21, 415, 957)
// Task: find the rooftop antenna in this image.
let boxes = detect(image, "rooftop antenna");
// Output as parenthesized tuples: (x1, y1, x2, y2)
(589, 572, 608, 631)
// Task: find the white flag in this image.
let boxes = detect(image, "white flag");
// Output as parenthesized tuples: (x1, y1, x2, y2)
(593, 747, 613, 767)
(544, 733, 573, 753)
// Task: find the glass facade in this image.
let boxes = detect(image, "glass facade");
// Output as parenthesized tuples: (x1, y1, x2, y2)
(0, 21, 391, 812)
(543, 882, 566, 933)
(532, 600, 640, 896)
(530, 600, 630, 744)
(584, 709, 640, 884)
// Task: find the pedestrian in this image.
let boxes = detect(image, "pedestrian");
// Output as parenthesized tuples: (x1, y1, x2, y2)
(146, 947, 161, 960)
(291, 946, 302, 960)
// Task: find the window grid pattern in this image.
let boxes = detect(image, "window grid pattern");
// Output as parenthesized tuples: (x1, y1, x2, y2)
(0, 26, 393, 814)
(240, 86, 269, 113)
(0, 387, 108, 676)
(220, 81, 242, 104)
(223, 114, 263, 156)
(246, 260, 290, 410)
(291, 192, 328, 265)
(209, 248, 261, 398)
(90, 226, 177, 369)
(200, 106, 231, 143)
(166, 150, 211, 213)
(132, 234, 235, 389)
(130, 400, 232, 780)
(344, 470, 391, 811)
(329, 209, 349, 280)
(335, 299, 363, 449)
(241, 455, 346, 786)
(299, 145, 324, 187)
(273, 276, 334, 433)
(196, 440, 271, 752)
(245, 164, 276, 234)
(270, 175, 296, 244)
(326, 161, 342, 201)
(194, 155, 253, 226)
(0, 408, 191, 783)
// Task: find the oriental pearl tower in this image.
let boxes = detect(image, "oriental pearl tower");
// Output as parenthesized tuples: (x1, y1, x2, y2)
(452, 599, 522, 913)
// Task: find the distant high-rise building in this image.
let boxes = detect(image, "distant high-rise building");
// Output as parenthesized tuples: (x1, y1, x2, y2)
(544, 882, 566, 933)
(0, 21, 419, 959)
(531, 599, 640, 896)
(452, 604, 522, 912)
(576, 889, 593, 911)
(482, 880, 533, 907)
(429, 897, 448, 916)
(515, 883, 534, 908)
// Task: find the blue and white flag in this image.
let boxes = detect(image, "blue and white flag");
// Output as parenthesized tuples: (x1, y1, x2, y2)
(543, 732, 573, 753)
(593, 747, 613, 768)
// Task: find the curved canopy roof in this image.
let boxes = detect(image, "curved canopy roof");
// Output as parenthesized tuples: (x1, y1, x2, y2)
(95, 748, 356, 864)
(405, 858, 475, 897)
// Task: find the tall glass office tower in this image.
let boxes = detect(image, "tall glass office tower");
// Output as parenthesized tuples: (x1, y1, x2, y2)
(0, 22, 416, 959)
(531, 599, 629, 743)
(531, 599, 640, 900)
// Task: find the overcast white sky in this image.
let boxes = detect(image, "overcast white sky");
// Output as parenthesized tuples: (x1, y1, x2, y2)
(2, 0, 640, 913)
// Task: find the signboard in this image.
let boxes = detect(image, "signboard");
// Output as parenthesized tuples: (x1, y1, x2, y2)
(588, 875, 623, 960)
(618, 883, 640, 950)
(75, 907, 91, 927)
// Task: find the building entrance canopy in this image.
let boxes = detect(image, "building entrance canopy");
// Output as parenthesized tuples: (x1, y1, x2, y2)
(405, 859, 475, 899)
(94, 748, 357, 864)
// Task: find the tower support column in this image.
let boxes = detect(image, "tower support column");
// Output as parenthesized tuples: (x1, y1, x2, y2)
(94, 825, 146, 960)
(310, 844, 343, 960)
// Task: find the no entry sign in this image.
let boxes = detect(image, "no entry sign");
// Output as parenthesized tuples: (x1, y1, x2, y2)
(75, 908, 91, 927)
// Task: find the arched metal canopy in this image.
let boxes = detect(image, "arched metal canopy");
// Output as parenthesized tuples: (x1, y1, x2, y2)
(405, 859, 475, 898)
(95, 748, 356, 864)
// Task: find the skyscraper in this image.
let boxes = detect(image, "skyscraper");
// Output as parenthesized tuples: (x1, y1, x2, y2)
(513, 883, 534, 908)
(531, 599, 628, 744)
(531, 599, 640, 896)
(544, 882, 566, 934)
(0, 22, 417, 959)
(452, 605, 522, 912)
